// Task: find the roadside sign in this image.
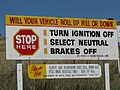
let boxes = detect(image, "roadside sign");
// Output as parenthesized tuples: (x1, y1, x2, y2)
(14, 29, 39, 55)
(5, 15, 118, 60)
(28, 64, 101, 79)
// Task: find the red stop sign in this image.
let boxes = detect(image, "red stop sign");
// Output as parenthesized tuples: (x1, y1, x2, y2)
(14, 29, 39, 55)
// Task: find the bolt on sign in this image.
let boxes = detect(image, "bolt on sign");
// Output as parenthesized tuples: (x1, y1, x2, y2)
(28, 64, 101, 79)
(5, 15, 118, 60)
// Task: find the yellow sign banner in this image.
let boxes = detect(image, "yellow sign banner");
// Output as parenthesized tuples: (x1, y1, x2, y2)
(28, 64, 46, 79)
(28, 64, 102, 79)
(5, 15, 116, 29)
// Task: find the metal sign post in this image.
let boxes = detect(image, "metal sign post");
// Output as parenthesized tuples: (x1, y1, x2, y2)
(104, 63, 110, 90)
(116, 26, 120, 73)
(17, 61, 23, 90)
(118, 58, 120, 73)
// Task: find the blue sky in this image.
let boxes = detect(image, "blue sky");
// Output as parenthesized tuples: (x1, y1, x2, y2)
(0, 0, 120, 36)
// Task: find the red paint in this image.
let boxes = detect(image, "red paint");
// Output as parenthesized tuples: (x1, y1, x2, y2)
(14, 29, 39, 55)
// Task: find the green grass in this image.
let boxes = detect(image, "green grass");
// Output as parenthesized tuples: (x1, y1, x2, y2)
(0, 37, 120, 90)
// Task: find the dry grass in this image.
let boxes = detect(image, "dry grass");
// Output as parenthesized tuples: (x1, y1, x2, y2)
(0, 37, 120, 90)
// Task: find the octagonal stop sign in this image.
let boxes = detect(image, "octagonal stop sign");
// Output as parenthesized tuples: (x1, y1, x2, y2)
(14, 29, 39, 55)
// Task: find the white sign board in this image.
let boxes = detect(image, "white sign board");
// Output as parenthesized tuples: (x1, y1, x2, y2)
(28, 64, 102, 79)
(6, 15, 119, 60)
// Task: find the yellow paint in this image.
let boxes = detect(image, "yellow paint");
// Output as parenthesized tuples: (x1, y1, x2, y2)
(44, 30, 47, 36)
(28, 64, 46, 79)
(5, 15, 116, 29)
(44, 39, 47, 45)
(44, 48, 48, 54)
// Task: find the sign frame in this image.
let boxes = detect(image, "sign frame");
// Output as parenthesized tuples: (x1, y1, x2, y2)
(5, 15, 119, 60)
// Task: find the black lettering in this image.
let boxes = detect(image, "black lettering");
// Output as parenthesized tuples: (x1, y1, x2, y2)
(72, 30, 100, 37)
(49, 30, 69, 36)
(50, 39, 75, 46)
(103, 31, 114, 38)
(50, 39, 55, 45)
(50, 48, 80, 54)
(84, 48, 97, 54)
(76, 48, 80, 54)
(50, 48, 55, 54)
(79, 39, 108, 46)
